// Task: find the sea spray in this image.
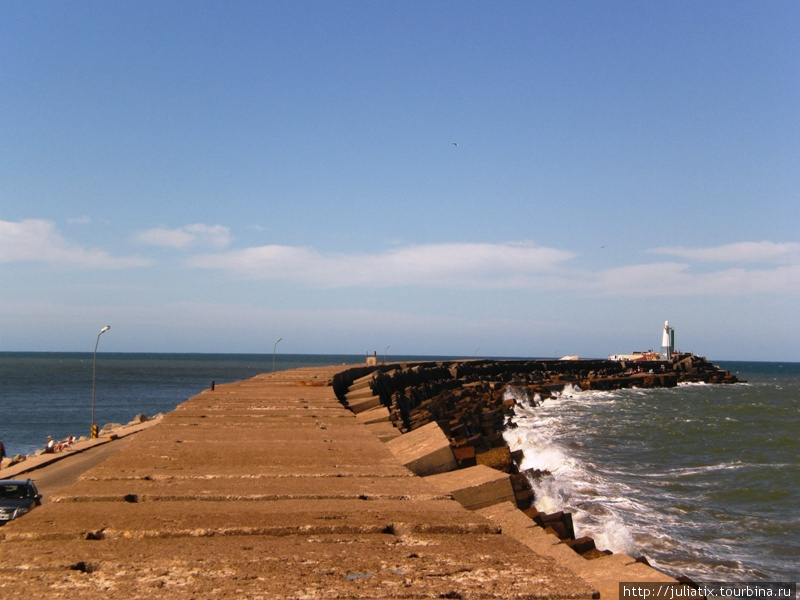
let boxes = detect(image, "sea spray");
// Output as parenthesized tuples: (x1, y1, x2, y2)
(504, 384, 638, 556)
(503, 367, 800, 585)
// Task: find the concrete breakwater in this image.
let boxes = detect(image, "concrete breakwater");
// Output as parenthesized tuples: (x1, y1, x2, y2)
(333, 354, 738, 584)
(333, 354, 738, 458)
(0, 365, 602, 599)
(0, 359, 732, 599)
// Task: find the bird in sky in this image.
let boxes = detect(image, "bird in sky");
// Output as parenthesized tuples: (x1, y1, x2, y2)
(452, 142, 458, 146)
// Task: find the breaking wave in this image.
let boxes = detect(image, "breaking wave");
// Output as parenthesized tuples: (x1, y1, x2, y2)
(502, 377, 800, 585)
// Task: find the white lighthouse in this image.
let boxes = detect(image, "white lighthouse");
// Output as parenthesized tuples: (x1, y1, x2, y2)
(661, 321, 674, 360)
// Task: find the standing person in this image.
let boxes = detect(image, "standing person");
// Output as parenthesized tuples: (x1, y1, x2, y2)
(0, 440, 5, 470)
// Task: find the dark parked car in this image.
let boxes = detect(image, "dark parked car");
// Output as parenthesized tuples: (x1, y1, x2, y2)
(0, 479, 42, 525)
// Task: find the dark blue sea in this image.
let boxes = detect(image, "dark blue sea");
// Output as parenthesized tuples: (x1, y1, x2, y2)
(504, 360, 799, 587)
(0, 352, 373, 457)
(1, 353, 797, 587)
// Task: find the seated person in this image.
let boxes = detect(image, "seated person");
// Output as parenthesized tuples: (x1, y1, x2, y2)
(54, 436, 74, 452)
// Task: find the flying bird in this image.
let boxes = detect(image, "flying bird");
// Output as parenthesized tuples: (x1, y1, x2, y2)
(452, 142, 458, 147)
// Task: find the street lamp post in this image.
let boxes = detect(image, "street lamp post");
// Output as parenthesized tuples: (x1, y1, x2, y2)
(384, 345, 390, 364)
(272, 337, 282, 372)
(91, 325, 111, 437)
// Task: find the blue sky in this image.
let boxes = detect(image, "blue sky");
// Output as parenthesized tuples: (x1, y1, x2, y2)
(2, 1, 798, 360)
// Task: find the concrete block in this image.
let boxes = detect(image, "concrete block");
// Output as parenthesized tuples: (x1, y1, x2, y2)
(452, 445, 477, 467)
(365, 422, 403, 442)
(476, 446, 512, 471)
(424, 464, 516, 511)
(385, 421, 457, 476)
(346, 394, 382, 414)
(348, 372, 378, 391)
(477, 502, 675, 600)
(355, 406, 391, 424)
(346, 387, 381, 402)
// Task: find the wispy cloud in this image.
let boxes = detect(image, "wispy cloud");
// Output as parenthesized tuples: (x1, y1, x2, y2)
(188, 241, 576, 288)
(593, 241, 800, 296)
(186, 239, 800, 295)
(592, 262, 800, 296)
(648, 241, 800, 263)
(135, 224, 233, 248)
(8, 221, 796, 299)
(0, 219, 150, 268)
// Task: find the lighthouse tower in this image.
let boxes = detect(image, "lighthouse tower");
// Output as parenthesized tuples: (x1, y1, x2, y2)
(661, 321, 674, 360)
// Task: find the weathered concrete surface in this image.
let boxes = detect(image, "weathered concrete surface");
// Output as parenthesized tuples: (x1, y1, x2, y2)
(355, 405, 391, 424)
(424, 464, 517, 511)
(365, 421, 404, 443)
(385, 421, 458, 477)
(478, 502, 676, 600)
(0, 366, 597, 599)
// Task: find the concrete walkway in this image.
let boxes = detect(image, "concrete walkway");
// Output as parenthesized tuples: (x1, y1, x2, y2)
(1, 418, 162, 480)
(0, 366, 597, 599)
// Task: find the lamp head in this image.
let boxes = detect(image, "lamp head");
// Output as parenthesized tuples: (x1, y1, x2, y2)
(100, 325, 111, 334)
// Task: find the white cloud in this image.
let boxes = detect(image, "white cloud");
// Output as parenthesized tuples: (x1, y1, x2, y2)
(186, 238, 800, 295)
(601, 241, 800, 296)
(135, 224, 232, 248)
(188, 241, 576, 288)
(0, 219, 150, 268)
(648, 241, 800, 263)
(592, 261, 800, 296)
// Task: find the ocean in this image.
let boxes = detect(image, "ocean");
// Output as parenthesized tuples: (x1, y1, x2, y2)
(1, 353, 797, 586)
(0, 352, 371, 457)
(504, 360, 799, 587)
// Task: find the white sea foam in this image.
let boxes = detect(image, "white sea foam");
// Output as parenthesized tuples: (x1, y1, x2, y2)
(585, 514, 637, 555)
(503, 376, 800, 588)
(503, 386, 642, 555)
(658, 462, 747, 477)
